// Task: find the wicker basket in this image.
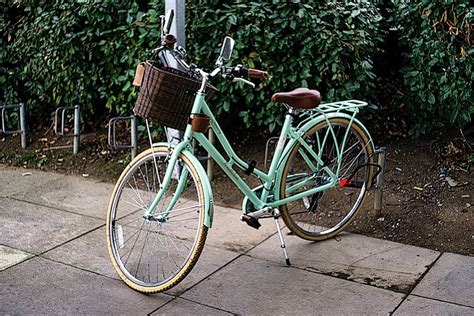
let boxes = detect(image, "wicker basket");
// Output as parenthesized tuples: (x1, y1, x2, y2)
(134, 61, 216, 130)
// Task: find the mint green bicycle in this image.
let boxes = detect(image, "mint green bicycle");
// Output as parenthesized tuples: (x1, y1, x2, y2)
(106, 36, 382, 293)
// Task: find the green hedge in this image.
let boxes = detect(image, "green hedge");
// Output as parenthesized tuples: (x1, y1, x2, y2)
(1, 1, 163, 121)
(186, 1, 384, 131)
(2, 1, 472, 135)
(1, 1, 383, 132)
(390, 0, 473, 136)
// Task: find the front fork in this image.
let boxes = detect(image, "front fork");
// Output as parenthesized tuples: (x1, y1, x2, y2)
(143, 140, 190, 221)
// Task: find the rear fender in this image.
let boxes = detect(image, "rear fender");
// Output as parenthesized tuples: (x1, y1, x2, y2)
(274, 113, 375, 200)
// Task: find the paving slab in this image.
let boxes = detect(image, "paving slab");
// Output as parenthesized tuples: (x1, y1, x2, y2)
(0, 245, 34, 271)
(41, 227, 118, 279)
(152, 298, 233, 315)
(43, 227, 240, 295)
(205, 204, 277, 253)
(411, 252, 474, 307)
(247, 229, 440, 293)
(169, 244, 240, 296)
(394, 295, 474, 315)
(0, 257, 170, 314)
(0, 197, 102, 254)
(0, 167, 62, 197)
(2, 165, 473, 314)
(10, 173, 115, 219)
(182, 255, 404, 315)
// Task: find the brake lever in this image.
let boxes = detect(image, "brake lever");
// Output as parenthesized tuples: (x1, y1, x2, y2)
(151, 46, 165, 53)
(233, 77, 255, 88)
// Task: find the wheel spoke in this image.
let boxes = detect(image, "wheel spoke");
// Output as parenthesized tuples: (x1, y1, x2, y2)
(280, 119, 372, 241)
(106, 147, 208, 293)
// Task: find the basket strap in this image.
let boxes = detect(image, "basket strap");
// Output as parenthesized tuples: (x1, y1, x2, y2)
(133, 62, 145, 87)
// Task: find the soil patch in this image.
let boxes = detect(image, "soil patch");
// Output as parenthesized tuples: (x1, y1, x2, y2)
(1, 121, 472, 256)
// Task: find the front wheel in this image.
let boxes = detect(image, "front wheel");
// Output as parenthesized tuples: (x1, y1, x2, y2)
(106, 146, 208, 293)
(279, 117, 374, 241)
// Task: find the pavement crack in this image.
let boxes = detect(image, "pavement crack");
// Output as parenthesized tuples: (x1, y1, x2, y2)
(38, 224, 105, 256)
(6, 196, 104, 220)
(410, 293, 474, 309)
(347, 244, 405, 268)
(389, 251, 445, 314)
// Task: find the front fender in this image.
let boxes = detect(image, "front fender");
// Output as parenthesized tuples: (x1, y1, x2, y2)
(181, 149, 214, 228)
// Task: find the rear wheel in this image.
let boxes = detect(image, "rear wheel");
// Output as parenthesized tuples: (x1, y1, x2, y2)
(106, 146, 208, 293)
(279, 118, 374, 241)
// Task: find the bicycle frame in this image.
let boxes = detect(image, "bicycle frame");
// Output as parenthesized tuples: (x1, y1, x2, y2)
(144, 89, 372, 228)
(106, 22, 390, 292)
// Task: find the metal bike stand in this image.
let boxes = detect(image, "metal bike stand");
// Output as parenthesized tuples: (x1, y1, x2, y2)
(54, 105, 80, 154)
(1, 103, 27, 148)
(373, 147, 387, 213)
(108, 115, 138, 159)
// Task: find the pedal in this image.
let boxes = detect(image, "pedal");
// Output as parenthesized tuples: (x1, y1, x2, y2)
(241, 214, 261, 229)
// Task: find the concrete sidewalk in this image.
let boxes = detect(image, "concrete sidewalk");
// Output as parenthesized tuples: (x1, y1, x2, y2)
(1, 165, 473, 315)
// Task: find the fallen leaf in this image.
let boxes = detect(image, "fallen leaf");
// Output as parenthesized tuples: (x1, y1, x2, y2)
(445, 176, 458, 187)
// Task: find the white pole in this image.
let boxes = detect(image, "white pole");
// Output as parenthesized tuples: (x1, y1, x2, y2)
(207, 129, 215, 181)
(164, 0, 186, 146)
(165, 0, 185, 48)
(131, 116, 137, 159)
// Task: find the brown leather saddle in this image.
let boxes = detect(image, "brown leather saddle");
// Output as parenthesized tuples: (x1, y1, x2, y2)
(271, 88, 321, 109)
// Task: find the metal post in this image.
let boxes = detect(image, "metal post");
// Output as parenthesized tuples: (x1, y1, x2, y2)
(207, 129, 215, 181)
(165, 0, 185, 48)
(19, 103, 26, 149)
(164, 1, 186, 145)
(374, 147, 386, 212)
(131, 115, 137, 159)
(73, 104, 80, 155)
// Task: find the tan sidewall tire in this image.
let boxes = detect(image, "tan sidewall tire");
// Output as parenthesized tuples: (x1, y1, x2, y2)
(106, 146, 208, 293)
(279, 118, 374, 241)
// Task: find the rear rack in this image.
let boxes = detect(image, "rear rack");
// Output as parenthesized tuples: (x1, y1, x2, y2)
(315, 100, 367, 113)
(295, 100, 367, 130)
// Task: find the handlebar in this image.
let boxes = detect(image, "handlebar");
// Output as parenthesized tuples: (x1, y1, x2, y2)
(224, 64, 268, 82)
(232, 77, 255, 88)
(156, 48, 268, 91)
(248, 69, 268, 80)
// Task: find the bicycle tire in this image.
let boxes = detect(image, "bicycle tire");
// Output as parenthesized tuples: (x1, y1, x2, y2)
(106, 146, 208, 293)
(279, 117, 374, 241)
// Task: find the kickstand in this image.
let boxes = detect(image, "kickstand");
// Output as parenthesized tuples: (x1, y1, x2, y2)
(273, 209, 291, 266)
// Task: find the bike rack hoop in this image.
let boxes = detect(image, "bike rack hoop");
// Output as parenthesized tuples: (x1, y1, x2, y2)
(54, 105, 80, 137)
(53, 104, 80, 154)
(108, 115, 137, 159)
(372, 146, 387, 212)
(0, 103, 27, 148)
